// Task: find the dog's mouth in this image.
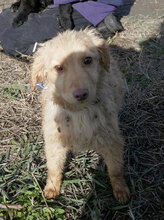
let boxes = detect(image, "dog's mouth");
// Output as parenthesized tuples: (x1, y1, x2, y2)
(52, 86, 99, 111)
(74, 99, 91, 106)
(70, 96, 101, 110)
(53, 92, 99, 111)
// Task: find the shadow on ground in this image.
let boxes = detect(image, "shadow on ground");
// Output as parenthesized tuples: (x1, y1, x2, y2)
(0, 22, 163, 220)
(78, 21, 164, 220)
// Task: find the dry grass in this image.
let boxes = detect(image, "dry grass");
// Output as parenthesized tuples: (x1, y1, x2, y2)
(0, 53, 42, 155)
(0, 1, 164, 219)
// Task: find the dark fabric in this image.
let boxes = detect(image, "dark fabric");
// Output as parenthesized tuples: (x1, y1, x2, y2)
(0, 0, 135, 57)
(0, 8, 90, 56)
(48, 0, 116, 26)
(48, 0, 135, 25)
(72, 2, 115, 26)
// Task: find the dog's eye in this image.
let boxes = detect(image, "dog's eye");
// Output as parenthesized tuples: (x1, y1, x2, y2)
(83, 57, 92, 65)
(54, 65, 64, 72)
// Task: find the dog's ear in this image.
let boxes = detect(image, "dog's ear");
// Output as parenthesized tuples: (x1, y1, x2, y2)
(98, 43, 110, 71)
(84, 28, 110, 71)
(30, 45, 47, 91)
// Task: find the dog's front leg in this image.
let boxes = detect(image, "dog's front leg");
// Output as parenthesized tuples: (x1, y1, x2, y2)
(97, 137, 130, 204)
(44, 144, 68, 199)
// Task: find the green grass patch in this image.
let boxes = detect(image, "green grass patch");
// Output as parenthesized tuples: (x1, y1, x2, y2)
(0, 140, 66, 219)
(0, 138, 130, 219)
(0, 84, 26, 99)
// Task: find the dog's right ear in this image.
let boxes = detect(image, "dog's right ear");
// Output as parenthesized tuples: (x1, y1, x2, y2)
(30, 46, 47, 91)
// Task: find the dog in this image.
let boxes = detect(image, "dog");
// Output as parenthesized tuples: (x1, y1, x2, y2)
(11, 0, 73, 29)
(30, 28, 130, 203)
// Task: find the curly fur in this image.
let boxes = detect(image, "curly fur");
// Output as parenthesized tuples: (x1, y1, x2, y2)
(30, 28, 130, 203)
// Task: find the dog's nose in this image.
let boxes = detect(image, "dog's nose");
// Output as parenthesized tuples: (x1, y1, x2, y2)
(73, 88, 89, 101)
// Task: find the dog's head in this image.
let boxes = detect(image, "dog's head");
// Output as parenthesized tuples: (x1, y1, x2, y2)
(31, 28, 110, 107)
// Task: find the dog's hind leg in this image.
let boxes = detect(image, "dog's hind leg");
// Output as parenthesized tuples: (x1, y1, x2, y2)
(44, 144, 68, 199)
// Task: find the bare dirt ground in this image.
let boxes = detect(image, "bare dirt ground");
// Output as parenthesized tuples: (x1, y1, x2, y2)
(0, 0, 164, 219)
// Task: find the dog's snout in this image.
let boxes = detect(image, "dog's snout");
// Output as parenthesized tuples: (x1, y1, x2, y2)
(73, 88, 89, 101)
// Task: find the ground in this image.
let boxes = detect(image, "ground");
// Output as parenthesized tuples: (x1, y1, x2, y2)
(0, 0, 164, 219)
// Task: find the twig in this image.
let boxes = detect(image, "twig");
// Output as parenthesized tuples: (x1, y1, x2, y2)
(0, 203, 22, 219)
(31, 172, 52, 220)
(0, 203, 22, 210)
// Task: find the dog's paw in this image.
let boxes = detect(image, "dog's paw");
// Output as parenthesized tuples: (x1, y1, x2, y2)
(44, 180, 61, 199)
(111, 177, 130, 204)
(12, 15, 27, 28)
(113, 184, 130, 204)
(12, 18, 23, 28)
(44, 187, 59, 199)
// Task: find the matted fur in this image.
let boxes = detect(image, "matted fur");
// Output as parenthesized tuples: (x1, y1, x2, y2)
(31, 28, 130, 203)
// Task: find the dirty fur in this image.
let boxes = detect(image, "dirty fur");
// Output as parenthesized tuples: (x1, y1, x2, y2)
(30, 28, 130, 203)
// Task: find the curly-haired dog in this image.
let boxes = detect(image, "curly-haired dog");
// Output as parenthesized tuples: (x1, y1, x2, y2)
(30, 29, 130, 203)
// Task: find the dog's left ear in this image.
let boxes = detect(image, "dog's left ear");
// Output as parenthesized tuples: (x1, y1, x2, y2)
(84, 28, 110, 71)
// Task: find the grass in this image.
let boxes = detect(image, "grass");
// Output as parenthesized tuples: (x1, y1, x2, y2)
(0, 1, 164, 219)
(0, 84, 26, 99)
(0, 141, 132, 219)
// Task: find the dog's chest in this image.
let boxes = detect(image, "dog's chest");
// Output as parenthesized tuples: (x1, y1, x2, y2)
(54, 106, 107, 151)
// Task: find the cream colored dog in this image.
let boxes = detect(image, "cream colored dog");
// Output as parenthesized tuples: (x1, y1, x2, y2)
(30, 28, 130, 203)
